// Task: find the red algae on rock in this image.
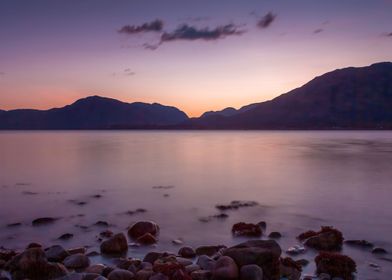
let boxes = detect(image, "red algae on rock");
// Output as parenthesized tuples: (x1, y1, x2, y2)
(315, 252, 356, 280)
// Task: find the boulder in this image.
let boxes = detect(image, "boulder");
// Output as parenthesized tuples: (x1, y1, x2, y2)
(45, 245, 70, 262)
(135, 269, 154, 280)
(150, 272, 169, 280)
(100, 233, 128, 255)
(212, 256, 238, 280)
(268, 232, 282, 239)
(223, 240, 281, 280)
(179, 246, 196, 258)
(136, 233, 157, 245)
(190, 270, 212, 280)
(128, 221, 159, 240)
(280, 257, 301, 280)
(63, 253, 90, 269)
(231, 223, 262, 237)
(315, 252, 356, 280)
(344, 240, 373, 248)
(68, 247, 87, 255)
(240, 264, 263, 280)
(372, 247, 387, 254)
(197, 255, 216, 271)
(85, 264, 107, 274)
(107, 269, 135, 280)
(195, 246, 226, 257)
(299, 227, 343, 251)
(32, 217, 58, 226)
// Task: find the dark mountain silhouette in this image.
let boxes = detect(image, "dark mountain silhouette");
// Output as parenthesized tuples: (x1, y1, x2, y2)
(0, 96, 188, 129)
(200, 102, 261, 118)
(187, 62, 392, 129)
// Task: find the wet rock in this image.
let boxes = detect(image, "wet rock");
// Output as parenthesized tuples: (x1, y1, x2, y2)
(100, 233, 128, 255)
(280, 257, 301, 280)
(95, 221, 109, 227)
(128, 221, 159, 240)
(239, 264, 263, 280)
(212, 256, 238, 280)
(315, 252, 356, 280)
(86, 251, 100, 257)
(257, 221, 267, 230)
(268, 232, 282, 238)
(299, 226, 343, 251)
(114, 258, 133, 270)
(153, 256, 189, 279)
(143, 252, 164, 264)
(7, 247, 68, 280)
(195, 246, 226, 257)
(135, 269, 154, 280)
(197, 255, 216, 271)
(32, 217, 58, 226)
(107, 269, 135, 280)
(136, 233, 157, 245)
(190, 270, 212, 280)
(172, 239, 183, 245)
(85, 264, 106, 274)
(215, 201, 258, 211)
(58, 233, 74, 240)
(176, 257, 193, 266)
(26, 242, 42, 249)
(92, 194, 103, 199)
(68, 247, 87, 255)
(45, 245, 70, 262)
(6, 223, 22, 228)
(185, 264, 200, 274)
(231, 223, 262, 237)
(100, 230, 114, 238)
(372, 247, 388, 254)
(63, 253, 90, 269)
(344, 239, 373, 248)
(179, 246, 196, 258)
(150, 272, 169, 280)
(223, 240, 281, 280)
(296, 259, 309, 267)
(318, 273, 331, 280)
(141, 262, 153, 270)
(285, 245, 306, 256)
(0, 248, 18, 262)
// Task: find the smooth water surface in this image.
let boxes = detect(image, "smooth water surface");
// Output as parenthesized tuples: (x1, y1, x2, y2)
(0, 131, 391, 279)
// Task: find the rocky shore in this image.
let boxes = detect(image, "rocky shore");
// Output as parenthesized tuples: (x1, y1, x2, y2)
(1, 217, 389, 280)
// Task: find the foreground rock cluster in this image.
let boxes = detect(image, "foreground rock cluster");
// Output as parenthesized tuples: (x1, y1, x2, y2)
(0, 221, 374, 280)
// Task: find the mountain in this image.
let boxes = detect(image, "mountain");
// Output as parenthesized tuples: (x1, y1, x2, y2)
(199, 103, 261, 118)
(189, 62, 392, 129)
(0, 96, 188, 129)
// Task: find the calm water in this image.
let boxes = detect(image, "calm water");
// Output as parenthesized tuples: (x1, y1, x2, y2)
(0, 131, 391, 279)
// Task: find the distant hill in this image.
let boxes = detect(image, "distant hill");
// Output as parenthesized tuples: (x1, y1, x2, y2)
(188, 62, 392, 129)
(0, 96, 188, 129)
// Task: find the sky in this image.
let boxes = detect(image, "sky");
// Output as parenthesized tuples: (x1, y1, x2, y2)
(0, 0, 391, 117)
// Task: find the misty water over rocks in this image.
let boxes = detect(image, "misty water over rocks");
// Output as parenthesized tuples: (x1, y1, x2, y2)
(0, 131, 391, 279)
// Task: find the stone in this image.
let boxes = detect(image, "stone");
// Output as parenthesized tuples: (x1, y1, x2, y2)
(68, 247, 87, 255)
(372, 247, 387, 254)
(344, 240, 373, 247)
(223, 240, 281, 280)
(95, 221, 109, 227)
(268, 232, 282, 238)
(315, 252, 356, 280)
(231, 223, 262, 237)
(100, 230, 114, 238)
(0, 248, 17, 262)
(185, 264, 201, 274)
(176, 257, 193, 266)
(179, 246, 196, 258)
(85, 264, 106, 274)
(45, 245, 70, 262)
(212, 256, 238, 280)
(319, 273, 331, 280)
(108, 269, 135, 280)
(6, 247, 68, 280)
(172, 239, 183, 245)
(240, 264, 263, 280)
(26, 242, 42, 249)
(135, 269, 154, 280)
(285, 245, 306, 256)
(257, 221, 267, 230)
(136, 233, 157, 245)
(215, 201, 258, 211)
(128, 221, 159, 240)
(280, 257, 301, 280)
(195, 246, 226, 257)
(191, 270, 212, 280)
(299, 226, 343, 251)
(143, 252, 163, 264)
(32, 217, 58, 226)
(100, 233, 128, 255)
(197, 255, 216, 271)
(58, 233, 74, 240)
(150, 273, 169, 280)
(63, 253, 90, 269)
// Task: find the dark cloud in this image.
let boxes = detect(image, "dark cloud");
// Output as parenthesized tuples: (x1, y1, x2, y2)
(118, 19, 164, 35)
(313, 28, 324, 34)
(257, 12, 277, 29)
(160, 24, 245, 42)
(124, 68, 135, 76)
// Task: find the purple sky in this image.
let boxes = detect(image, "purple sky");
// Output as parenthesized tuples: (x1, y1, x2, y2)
(0, 0, 391, 116)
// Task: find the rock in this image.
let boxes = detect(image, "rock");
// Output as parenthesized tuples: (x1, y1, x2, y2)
(315, 252, 356, 280)
(100, 233, 128, 255)
(280, 257, 301, 280)
(58, 233, 74, 240)
(86, 251, 100, 257)
(128, 221, 159, 240)
(185, 264, 200, 274)
(150, 273, 169, 280)
(231, 223, 262, 237)
(268, 232, 282, 238)
(215, 201, 258, 211)
(212, 256, 238, 280)
(26, 243, 42, 249)
(372, 247, 388, 254)
(135, 269, 154, 280)
(0, 248, 17, 262)
(176, 257, 193, 266)
(63, 253, 90, 269)
(179, 246, 196, 258)
(197, 255, 216, 271)
(141, 262, 153, 270)
(344, 240, 373, 248)
(190, 270, 212, 280)
(239, 264, 263, 280)
(195, 246, 226, 257)
(95, 221, 109, 227)
(299, 226, 343, 251)
(318, 273, 331, 280)
(223, 240, 281, 280)
(100, 230, 114, 238)
(114, 258, 133, 270)
(85, 264, 106, 274)
(68, 247, 87, 255)
(136, 233, 157, 245)
(152, 255, 185, 276)
(143, 252, 164, 264)
(107, 269, 135, 280)
(257, 221, 267, 230)
(285, 245, 306, 256)
(45, 245, 70, 262)
(172, 239, 183, 245)
(7, 247, 68, 280)
(296, 259, 309, 267)
(6, 222, 22, 227)
(32, 217, 58, 226)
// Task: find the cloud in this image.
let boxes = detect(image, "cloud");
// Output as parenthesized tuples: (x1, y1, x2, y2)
(160, 24, 245, 42)
(257, 12, 277, 29)
(118, 19, 164, 35)
(112, 68, 135, 77)
(313, 28, 324, 34)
